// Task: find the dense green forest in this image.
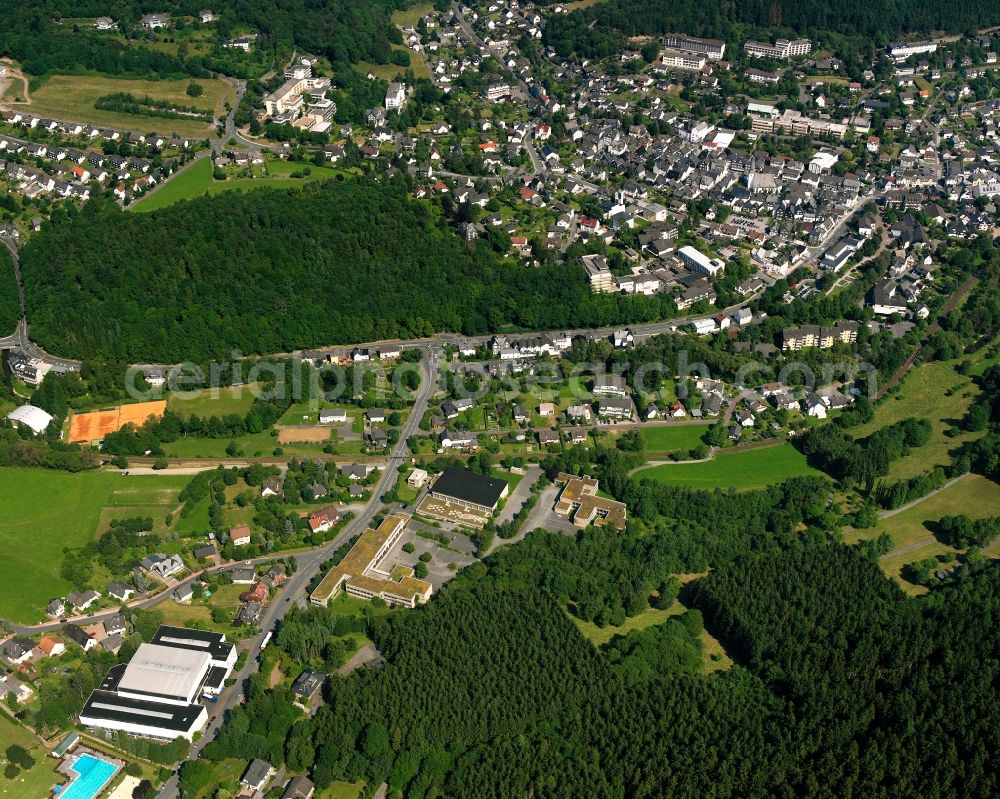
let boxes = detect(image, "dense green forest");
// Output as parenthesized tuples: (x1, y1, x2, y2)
(0, 246, 19, 334)
(196, 521, 1000, 797)
(544, 0, 1000, 58)
(0, 0, 406, 79)
(20, 178, 674, 362)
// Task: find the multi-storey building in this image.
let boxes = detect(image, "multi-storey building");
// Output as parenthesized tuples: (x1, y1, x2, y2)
(744, 38, 812, 59)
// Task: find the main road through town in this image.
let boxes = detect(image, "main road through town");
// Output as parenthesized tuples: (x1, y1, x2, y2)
(148, 350, 435, 799)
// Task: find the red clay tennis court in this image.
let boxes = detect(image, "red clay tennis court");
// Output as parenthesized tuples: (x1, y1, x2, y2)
(68, 400, 167, 444)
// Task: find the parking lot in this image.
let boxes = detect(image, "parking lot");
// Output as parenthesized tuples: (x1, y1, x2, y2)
(385, 523, 477, 590)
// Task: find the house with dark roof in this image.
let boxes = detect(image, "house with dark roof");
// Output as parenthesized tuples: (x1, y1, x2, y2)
(236, 602, 263, 626)
(67, 590, 101, 612)
(282, 776, 315, 799)
(291, 669, 325, 703)
(230, 567, 255, 585)
(64, 623, 96, 651)
(242, 760, 274, 793)
(1, 638, 33, 665)
(107, 581, 134, 602)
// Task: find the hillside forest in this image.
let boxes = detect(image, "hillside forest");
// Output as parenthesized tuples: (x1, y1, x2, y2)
(20, 177, 676, 362)
(544, 0, 1000, 59)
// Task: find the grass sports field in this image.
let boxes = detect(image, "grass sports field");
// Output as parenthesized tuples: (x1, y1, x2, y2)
(853, 360, 982, 480)
(132, 158, 346, 211)
(845, 474, 1000, 595)
(0, 467, 190, 622)
(633, 443, 821, 490)
(28, 74, 234, 137)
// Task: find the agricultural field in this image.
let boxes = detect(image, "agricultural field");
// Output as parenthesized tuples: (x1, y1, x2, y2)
(845, 474, 1000, 595)
(133, 157, 347, 211)
(28, 74, 234, 137)
(0, 467, 190, 622)
(0, 714, 56, 798)
(853, 359, 982, 480)
(633, 443, 821, 490)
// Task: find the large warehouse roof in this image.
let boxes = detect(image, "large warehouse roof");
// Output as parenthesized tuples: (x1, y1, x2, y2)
(117, 643, 211, 703)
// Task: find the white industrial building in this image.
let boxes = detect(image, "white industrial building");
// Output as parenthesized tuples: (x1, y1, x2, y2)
(79, 626, 235, 740)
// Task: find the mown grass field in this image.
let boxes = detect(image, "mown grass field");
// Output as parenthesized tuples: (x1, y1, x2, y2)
(133, 157, 346, 211)
(0, 467, 189, 621)
(318, 780, 367, 799)
(162, 429, 335, 458)
(636, 424, 709, 453)
(845, 474, 1000, 595)
(166, 384, 259, 418)
(853, 360, 982, 480)
(28, 74, 234, 136)
(0, 713, 56, 798)
(633, 443, 821, 490)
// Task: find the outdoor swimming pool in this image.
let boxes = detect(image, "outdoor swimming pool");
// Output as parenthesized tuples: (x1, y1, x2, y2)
(54, 754, 119, 799)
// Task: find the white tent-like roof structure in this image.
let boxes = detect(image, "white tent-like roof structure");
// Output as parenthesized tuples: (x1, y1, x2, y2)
(7, 404, 53, 435)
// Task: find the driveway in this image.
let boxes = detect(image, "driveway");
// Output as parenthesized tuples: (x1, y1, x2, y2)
(495, 466, 541, 525)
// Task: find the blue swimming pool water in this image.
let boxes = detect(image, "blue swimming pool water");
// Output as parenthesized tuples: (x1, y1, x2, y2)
(56, 754, 118, 799)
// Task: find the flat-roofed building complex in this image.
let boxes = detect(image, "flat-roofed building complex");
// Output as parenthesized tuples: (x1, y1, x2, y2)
(264, 73, 331, 118)
(663, 34, 726, 60)
(554, 474, 627, 531)
(79, 626, 235, 740)
(781, 321, 859, 351)
(656, 48, 706, 72)
(889, 41, 937, 60)
(310, 514, 432, 609)
(582, 254, 616, 293)
(679, 245, 725, 277)
(744, 38, 812, 59)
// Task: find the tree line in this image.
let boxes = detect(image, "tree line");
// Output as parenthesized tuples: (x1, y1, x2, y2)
(0, 0, 405, 82)
(543, 0, 1000, 59)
